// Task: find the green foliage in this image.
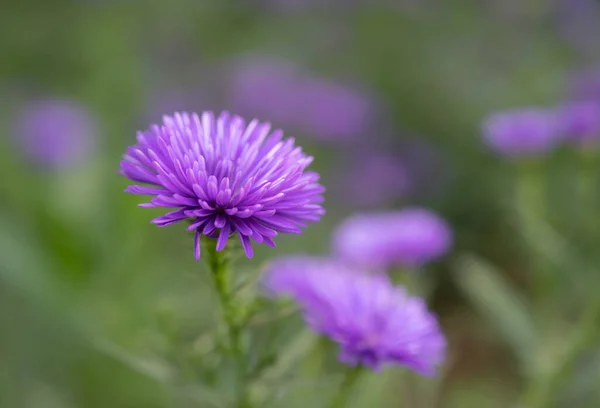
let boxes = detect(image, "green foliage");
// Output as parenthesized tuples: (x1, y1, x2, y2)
(1, 1, 600, 407)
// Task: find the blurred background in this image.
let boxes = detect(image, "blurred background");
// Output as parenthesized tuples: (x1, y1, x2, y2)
(1, 1, 600, 407)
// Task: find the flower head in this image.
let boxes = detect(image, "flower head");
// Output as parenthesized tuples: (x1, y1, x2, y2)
(332, 209, 452, 269)
(120, 111, 325, 260)
(558, 100, 600, 144)
(262, 256, 446, 375)
(482, 108, 562, 157)
(13, 98, 97, 168)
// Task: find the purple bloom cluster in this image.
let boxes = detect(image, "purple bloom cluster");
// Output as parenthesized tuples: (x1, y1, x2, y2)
(483, 69, 600, 155)
(230, 58, 371, 142)
(332, 208, 453, 269)
(120, 111, 325, 260)
(13, 98, 97, 168)
(482, 108, 562, 157)
(557, 100, 600, 144)
(262, 256, 446, 375)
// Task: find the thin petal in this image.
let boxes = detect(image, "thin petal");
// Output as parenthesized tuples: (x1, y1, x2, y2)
(263, 236, 276, 248)
(125, 185, 168, 195)
(214, 214, 227, 228)
(216, 223, 231, 251)
(238, 233, 254, 258)
(194, 230, 201, 261)
(232, 218, 253, 236)
(203, 218, 216, 235)
(187, 218, 208, 231)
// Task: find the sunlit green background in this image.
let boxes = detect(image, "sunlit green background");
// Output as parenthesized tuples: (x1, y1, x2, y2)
(1, 1, 600, 407)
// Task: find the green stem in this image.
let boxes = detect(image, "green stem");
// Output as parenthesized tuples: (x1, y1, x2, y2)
(515, 156, 600, 407)
(203, 237, 250, 407)
(329, 365, 364, 408)
(514, 160, 555, 311)
(514, 160, 546, 222)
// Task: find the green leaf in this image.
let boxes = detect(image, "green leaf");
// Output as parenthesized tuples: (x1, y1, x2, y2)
(0, 213, 63, 305)
(511, 209, 593, 295)
(91, 338, 174, 383)
(454, 254, 537, 373)
(252, 330, 319, 405)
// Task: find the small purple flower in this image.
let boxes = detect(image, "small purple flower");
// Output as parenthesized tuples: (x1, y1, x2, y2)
(332, 209, 452, 269)
(558, 100, 600, 144)
(120, 111, 325, 260)
(13, 98, 97, 168)
(262, 256, 446, 375)
(482, 108, 562, 157)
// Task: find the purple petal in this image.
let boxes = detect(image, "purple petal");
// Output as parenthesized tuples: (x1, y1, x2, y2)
(194, 230, 201, 261)
(125, 185, 168, 195)
(238, 233, 254, 258)
(216, 223, 231, 251)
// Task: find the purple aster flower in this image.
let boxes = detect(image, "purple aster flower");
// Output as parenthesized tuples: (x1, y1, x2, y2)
(332, 208, 452, 269)
(482, 108, 562, 157)
(262, 256, 446, 375)
(13, 98, 97, 168)
(557, 100, 600, 144)
(120, 111, 325, 260)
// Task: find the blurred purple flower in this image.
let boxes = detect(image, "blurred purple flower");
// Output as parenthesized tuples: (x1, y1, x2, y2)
(262, 256, 446, 375)
(120, 111, 325, 260)
(482, 108, 562, 157)
(332, 208, 453, 269)
(558, 100, 600, 144)
(230, 57, 372, 142)
(13, 98, 97, 168)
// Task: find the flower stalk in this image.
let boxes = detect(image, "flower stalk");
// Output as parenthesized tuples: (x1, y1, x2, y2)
(203, 237, 251, 407)
(329, 365, 364, 408)
(522, 294, 600, 408)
